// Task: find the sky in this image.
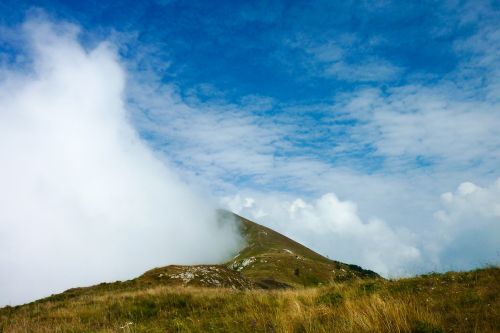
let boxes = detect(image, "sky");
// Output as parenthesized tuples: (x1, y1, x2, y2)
(0, 0, 499, 304)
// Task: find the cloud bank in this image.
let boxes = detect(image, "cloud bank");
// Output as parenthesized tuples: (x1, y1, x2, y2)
(432, 179, 500, 270)
(0, 19, 241, 306)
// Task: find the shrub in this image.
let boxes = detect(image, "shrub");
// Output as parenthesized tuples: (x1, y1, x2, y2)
(316, 291, 343, 306)
(412, 320, 444, 333)
(129, 299, 160, 320)
(360, 282, 379, 294)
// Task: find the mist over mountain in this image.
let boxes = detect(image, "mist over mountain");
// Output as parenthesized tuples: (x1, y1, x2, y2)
(0, 19, 241, 306)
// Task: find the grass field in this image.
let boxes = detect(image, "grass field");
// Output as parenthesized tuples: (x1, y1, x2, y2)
(1, 266, 498, 332)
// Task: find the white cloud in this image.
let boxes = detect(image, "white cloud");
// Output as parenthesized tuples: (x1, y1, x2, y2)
(435, 179, 500, 235)
(426, 179, 500, 270)
(0, 18, 241, 306)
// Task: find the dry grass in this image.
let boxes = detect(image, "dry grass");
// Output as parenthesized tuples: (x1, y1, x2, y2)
(1, 267, 498, 333)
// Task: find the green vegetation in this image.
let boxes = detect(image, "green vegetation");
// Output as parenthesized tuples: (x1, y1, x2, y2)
(316, 291, 343, 306)
(0, 212, 497, 332)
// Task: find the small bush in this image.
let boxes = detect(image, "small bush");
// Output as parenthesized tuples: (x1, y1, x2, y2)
(305, 275, 321, 286)
(316, 291, 343, 306)
(130, 299, 160, 320)
(106, 302, 123, 321)
(360, 282, 379, 294)
(412, 320, 444, 333)
(460, 291, 481, 305)
(293, 322, 306, 333)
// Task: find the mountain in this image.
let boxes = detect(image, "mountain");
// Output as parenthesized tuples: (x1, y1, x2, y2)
(138, 211, 379, 290)
(0, 211, 498, 332)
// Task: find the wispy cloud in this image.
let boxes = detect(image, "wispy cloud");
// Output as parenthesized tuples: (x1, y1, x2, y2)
(334, 84, 500, 172)
(285, 34, 403, 82)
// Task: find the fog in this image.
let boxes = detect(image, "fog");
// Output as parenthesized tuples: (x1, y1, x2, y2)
(0, 19, 241, 306)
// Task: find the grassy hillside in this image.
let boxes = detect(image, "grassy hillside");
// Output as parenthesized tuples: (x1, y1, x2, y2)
(224, 211, 379, 288)
(0, 267, 498, 332)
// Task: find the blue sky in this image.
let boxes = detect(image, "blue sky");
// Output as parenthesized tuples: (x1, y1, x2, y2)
(0, 0, 499, 282)
(1, 1, 489, 100)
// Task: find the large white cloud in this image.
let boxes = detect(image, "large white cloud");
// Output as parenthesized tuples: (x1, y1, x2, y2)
(430, 179, 500, 270)
(0, 18, 241, 306)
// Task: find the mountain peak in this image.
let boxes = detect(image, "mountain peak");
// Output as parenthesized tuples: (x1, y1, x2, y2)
(222, 211, 379, 288)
